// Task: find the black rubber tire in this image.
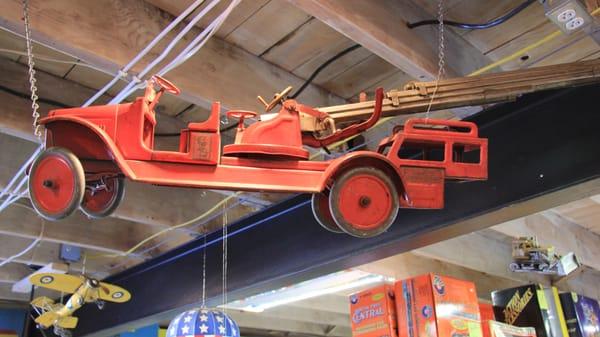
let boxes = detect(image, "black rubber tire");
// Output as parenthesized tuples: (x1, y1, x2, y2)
(80, 177, 125, 219)
(329, 167, 399, 238)
(311, 190, 343, 233)
(28, 147, 85, 221)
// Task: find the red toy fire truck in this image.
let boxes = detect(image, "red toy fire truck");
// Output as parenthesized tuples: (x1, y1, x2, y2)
(28, 76, 487, 238)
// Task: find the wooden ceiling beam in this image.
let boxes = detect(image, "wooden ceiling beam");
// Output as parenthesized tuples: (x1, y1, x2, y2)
(0, 263, 33, 284)
(0, 0, 344, 112)
(287, 0, 490, 80)
(0, 237, 139, 276)
(0, 283, 29, 302)
(0, 205, 151, 257)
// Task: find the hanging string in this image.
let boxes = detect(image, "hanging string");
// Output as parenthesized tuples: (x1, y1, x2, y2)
(425, 0, 446, 120)
(82, 252, 87, 276)
(222, 198, 228, 318)
(201, 234, 207, 308)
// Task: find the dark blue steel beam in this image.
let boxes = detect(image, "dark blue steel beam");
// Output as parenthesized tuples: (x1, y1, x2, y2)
(73, 84, 600, 336)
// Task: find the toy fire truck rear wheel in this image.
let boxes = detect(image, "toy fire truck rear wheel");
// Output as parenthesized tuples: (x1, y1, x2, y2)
(81, 176, 125, 219)
(29, 147, 85, 221)
(311, 190, 343, 233)
(329, 167, 399, 238)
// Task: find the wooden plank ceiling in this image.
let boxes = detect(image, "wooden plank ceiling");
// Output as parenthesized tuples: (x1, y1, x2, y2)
(0, 0, 600, 334)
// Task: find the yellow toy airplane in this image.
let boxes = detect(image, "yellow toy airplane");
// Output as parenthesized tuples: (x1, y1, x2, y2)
(29, 273, 131, 337)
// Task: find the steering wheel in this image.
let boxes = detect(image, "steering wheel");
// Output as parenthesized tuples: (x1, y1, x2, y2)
(152, 75, 181, 95)
(226, 110, 258, 130)
(258, 86, 293, 112)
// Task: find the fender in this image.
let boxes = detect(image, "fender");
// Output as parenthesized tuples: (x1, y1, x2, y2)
(319, 151, 405, 195)
(41, 116, 136, 179)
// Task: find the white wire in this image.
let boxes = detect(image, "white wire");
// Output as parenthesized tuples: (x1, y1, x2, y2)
(115, 0, 240, 102)
(0, 48, 118, 76)
(0, 0, 241, 266)
(0, 0, 221, 207)
(109, 0, 222, 104)
(84, 0, 210, 106)
(0, 146, 41, 200)
(161, 0, 241, 74)
(0, 220, 44, 267)
(0, 189, 28, 213)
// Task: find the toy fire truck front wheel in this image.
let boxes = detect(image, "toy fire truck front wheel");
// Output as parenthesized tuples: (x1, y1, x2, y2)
(81, 176, 125, 219)
(311, 190, 343, 233)
(28, 147, 86, 221)
(329, 167, 399, 238)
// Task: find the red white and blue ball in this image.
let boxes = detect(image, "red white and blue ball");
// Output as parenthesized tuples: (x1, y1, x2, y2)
(167, 308, 239, 337)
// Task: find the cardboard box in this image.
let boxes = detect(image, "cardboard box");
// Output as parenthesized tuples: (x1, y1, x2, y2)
(492, 285, 568, 337)
(481, 303, 496, 337)
(350, 284, 398, 337)
(559, 292, 600, 337)
(394, 274, 482, 337)
(489, 320, 537, 337)
(542, 287, 569, 337)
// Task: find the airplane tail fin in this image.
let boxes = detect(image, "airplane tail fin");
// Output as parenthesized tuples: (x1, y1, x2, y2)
(35, 312, 59, 328)
(57, 316, 78, 329)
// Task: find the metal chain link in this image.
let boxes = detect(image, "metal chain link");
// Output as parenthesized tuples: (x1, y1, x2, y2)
(425, 0, 446, 119)
(436, 0, 446, 79)
(22, 0, 42, 140)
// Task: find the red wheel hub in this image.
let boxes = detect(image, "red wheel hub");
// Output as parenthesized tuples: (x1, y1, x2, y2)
(336, 173, 394, 230)
(83, 178, 119, 213)
(30, 155, 78, 215)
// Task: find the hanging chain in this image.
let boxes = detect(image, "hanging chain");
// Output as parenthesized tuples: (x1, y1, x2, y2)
(425, 0, 446, 120)
(22, 0, 42, 140)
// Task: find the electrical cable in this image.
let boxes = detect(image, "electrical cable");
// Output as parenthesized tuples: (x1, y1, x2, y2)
(0, 48, 118, 76)
(114, 0, 241, 104)
(109, 0, 224, 104)
(105, 200, 242, 272)
(0, 0, 238, 212)
(88, 192, 241, 259)
(121, 4, 600, 260)
(0, 220, 44, 268)
(84, 0, 210, 106)
(216, 43, 360, 134)
(16, 0, 598, 269)
(290, 44, 361, 99)
(0, 84, 69, 108)
(407, 0, 536, 30)
(471, 7, 600, 76)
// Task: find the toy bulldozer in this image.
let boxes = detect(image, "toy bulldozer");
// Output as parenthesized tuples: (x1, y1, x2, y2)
(509, 237, 579, 276)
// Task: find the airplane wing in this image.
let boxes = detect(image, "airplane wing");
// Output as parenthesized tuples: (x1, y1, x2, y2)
(30, 296, 55, 310)
(30, 273, 83, 294)
(98, 282, 131, 303)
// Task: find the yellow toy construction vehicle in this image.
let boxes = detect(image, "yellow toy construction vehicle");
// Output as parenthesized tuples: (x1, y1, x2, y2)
(509, 237, 579, 276)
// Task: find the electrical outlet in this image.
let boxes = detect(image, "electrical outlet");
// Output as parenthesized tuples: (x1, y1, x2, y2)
(566, 16, 585, 29)
(545, 0, 592, 34)
(557, 9, 576, 22)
